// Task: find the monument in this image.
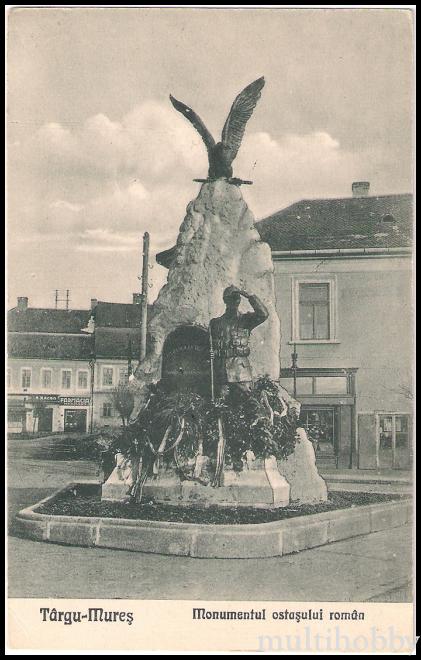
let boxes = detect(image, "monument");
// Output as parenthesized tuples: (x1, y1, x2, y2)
(102, 77, 327, 507)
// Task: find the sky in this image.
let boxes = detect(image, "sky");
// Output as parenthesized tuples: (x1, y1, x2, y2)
(7, 7, 414, 310)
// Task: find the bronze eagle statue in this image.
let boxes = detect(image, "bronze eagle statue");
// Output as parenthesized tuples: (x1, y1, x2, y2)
(170, 77, 265, 180)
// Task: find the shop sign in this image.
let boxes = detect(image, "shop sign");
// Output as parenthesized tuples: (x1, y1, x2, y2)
(59, 396, 91, 406)
(31, 393, 61, 403)
(9, 393, 91, 406)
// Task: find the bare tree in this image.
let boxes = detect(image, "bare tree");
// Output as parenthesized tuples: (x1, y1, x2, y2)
(398, 384, 414, 401)
(382, 381, 414, 401)
(108, 383, 135, 427)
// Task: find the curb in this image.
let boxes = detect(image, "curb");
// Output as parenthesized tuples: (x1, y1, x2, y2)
(14, 483, 412, 559)
(323, 476, 412, 486)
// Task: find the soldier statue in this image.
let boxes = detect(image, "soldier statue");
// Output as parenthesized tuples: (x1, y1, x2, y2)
(209, 285, 269, 397)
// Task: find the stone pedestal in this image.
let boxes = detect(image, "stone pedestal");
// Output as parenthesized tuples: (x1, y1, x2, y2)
(101, 452, 133, 501)
(278, 427, 328, 504)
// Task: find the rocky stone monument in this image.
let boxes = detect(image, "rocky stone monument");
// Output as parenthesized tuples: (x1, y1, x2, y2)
(102, 77, 327, 507)
(131, 178, 282, 401)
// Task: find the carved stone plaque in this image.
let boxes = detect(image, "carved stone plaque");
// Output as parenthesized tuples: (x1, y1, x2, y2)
(161, 325, 211, 396)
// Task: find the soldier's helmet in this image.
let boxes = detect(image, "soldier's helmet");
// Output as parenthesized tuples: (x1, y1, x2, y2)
(223, 285, 241, 303)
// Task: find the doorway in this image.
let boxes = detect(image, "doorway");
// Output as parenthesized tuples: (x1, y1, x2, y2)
(64, 409, 87, 433)
(300, 406, 338, 467)
(38, 407, 53, 432)
(377, 414, 412, 469)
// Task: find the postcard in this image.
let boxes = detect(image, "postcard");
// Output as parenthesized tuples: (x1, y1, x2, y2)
(6, 6, 415, 653)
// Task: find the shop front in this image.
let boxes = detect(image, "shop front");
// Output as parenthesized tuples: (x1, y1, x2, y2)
(59, 396, 90, 433)
(7, 394, 91, 434)
(7, 393, 59, 435)
(280, 367, 357, 469)
(7, 398, 28, 434)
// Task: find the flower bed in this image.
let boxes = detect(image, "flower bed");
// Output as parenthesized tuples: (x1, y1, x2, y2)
(36, 484, 404, 525)
(15, 483, 412, 558)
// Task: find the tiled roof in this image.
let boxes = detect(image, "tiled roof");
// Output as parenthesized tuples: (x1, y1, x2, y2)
(7, 300, 146, 361)
(156, 193, 413, 267)
(8, 308, 91, 333)
(93, 302, 144, 328)
(256, 193, 413, 252)
(94, 327, 141, 359)
(8, 333, 93, 360)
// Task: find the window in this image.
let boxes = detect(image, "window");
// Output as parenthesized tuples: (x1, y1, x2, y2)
(377, 413, 411, 469)
(300, 407, 337, 460)
(77, 370, 89, 390)
(395, 415, 409, 448)
(379, 415, 393, 449)
(378, 414, 409, 449)
(61, 370, 72, 390)
(41, 368, 52, 389)
(291, 277, 337, 343)
(21, 368, 31, 390)
(8, 410, 23, 429)
(102, 367, 114, 387)
(382, 214, 396, 225)
(102, 402, 113, 418)
(299, 283, 330, 340)
(119, 367, 129, 384)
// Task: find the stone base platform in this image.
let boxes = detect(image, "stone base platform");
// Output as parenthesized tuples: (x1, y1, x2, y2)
(102, 457, 290, 509)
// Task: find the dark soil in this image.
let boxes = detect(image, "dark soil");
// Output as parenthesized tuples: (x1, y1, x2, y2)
(35, 486, 406, 525)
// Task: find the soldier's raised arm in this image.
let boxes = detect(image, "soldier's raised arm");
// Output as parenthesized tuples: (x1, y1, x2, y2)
(239, 290, 269, 329)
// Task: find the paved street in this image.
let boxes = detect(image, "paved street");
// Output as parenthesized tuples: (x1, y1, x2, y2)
(7, 444, 413, 602)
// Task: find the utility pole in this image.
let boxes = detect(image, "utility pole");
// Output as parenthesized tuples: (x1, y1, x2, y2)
(291, 343, 298, 398)
(127, 336, 133, 378)
(140, 232, 150, 362)
(89, 350, 95, 434)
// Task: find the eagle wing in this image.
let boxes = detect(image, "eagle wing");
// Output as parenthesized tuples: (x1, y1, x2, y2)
(221, 77, 265, 164)
(169, 94, 215, 154)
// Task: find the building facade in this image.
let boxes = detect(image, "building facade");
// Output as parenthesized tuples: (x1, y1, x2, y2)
(257, 184, 413, 470)
(157, 183, 414, 470)
(89, 298, 142, 430)
(7, 296, 142, 434)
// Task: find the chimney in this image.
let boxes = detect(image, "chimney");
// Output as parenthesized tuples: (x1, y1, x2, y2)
(133, 292, 142, 305)
(90, 298, 98, 310)
(17, 296, 28, 312)
(352, 181, 370, 198)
